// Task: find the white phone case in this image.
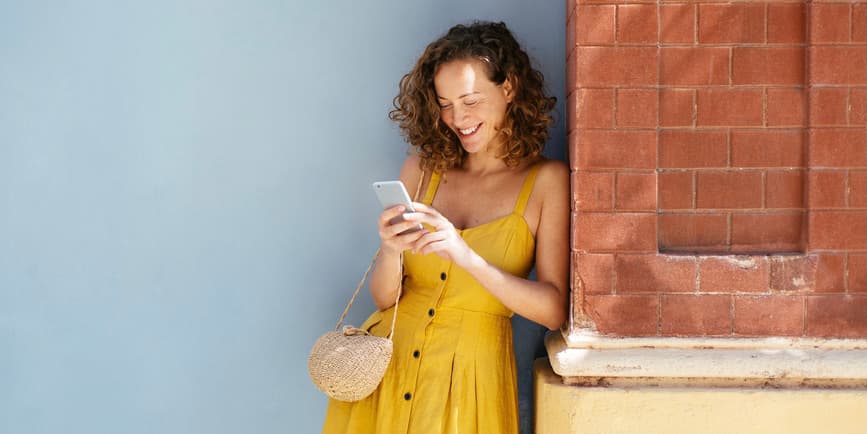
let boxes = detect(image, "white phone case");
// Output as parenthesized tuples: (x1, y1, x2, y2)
(372, 181, 422, 233)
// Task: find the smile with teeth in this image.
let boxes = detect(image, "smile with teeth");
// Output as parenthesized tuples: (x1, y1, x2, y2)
(458, 124, 481, 136)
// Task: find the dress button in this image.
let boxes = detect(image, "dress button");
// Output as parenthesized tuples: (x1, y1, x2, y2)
(440, 272, 447, 281)
(404, 392, 412, 400)
(413, 350, 420, 358)
(428, 308, 435, 317)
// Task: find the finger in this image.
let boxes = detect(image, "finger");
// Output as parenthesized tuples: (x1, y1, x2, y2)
(385, 219, 425, 238)
(378, 205, 407, 226)
(412, 230, 448, 254)
(409, 202, 440, 217)
(419, 239, 450, 257)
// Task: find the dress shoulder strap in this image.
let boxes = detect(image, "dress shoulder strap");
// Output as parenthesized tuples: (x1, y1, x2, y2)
(514, 162, 542, 216)
(422, 171, 442, 205)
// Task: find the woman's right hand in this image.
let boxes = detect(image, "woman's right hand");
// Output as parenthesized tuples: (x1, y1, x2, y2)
(377, 205, 429, 256)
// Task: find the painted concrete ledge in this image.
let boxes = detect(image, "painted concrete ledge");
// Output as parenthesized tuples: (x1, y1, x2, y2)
(546, 330, 867, 388)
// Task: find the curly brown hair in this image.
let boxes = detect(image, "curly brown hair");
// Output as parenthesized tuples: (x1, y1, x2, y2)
(389, 21, 556, 174)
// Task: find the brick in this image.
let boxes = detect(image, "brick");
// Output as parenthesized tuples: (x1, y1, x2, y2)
(658, 171, 693, 209)
(767, 88, 806, 127)
(854, 5, 866, 43)
(659, 130, 728, 168)
(734, 296, 804, 336)
(810, 4, 852, 44)
(767, 3, 806, 44)
(575, 213, 657, 251)
(808, 211, 867, 250)
(770, 255, 818, 293)
(577, 130, 657, 169)
(617, 5, 658, 44)
(660, 89, 694, 127)
(732, 48, 805, 86)
(696, 172, 763, 209)
(730, 130, 805, 168)
(575, 253, 615, 295)
(575, 47, 658, 87)
(573, 88, 614, 128)
(808, 170, 848, 208)
(696, 89, 764, 127)
(569, 131, 579, 168)
(660, 4, 695, 44)
(585, 295, 659, 336)
(849, 254, 866, 293)
(698, 4, 765, 44)
(809, 87, 850, 126)
(574, 171, 614, 210)
(809, 129, 867, 168)
(850, 88, 866, 126)
(850, 171, 866, 208)
(731, 212, 804, 252)
(766, 170, 805, 209)
(616, 89, 657, 128)
(660, 48, 729, 86)
(615, 254, 697, 293)
(661, 295, 732, 336)
(700, 256, 769, 293)
(805, 295, 867, 338)
(658, 213, 729, 252)
(615, 172, 656, 211)
(816, 254, 847, 293)
(574, 5, 616, 44)
(810, 47, 867, 85)
(567, 8, 576, 57)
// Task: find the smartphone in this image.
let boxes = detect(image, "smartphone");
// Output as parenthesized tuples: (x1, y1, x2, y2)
(372, 180, 423, 234)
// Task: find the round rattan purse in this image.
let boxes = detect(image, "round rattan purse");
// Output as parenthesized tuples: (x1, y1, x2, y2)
(308, 174, 422, 402)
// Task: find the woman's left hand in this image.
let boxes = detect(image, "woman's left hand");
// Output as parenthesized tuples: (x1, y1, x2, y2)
(402, 202, 475, 267)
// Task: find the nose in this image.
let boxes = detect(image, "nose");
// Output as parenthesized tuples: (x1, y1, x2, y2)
(452, 105, 468, 124)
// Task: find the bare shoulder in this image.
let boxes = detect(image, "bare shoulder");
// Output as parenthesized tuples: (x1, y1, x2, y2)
(398, 155, 426, 198)
(534, 158, 569, 197)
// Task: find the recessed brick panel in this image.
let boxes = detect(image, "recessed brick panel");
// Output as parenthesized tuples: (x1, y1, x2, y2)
(732, 47, 805, 86)
(696, 172, 763, 209)
(696, 89, 764, 127)
(730, 130, 804, 168)
(698, 4, 765, 44)
(659, 130, 728, 168)
(805, 295, 867, 338)
(731, 212, 804, 252)
(661, 294, 732, 336)
(699, 256, 770, 293)
(660, 4, 695, 44)
(767, 88, 806, 127)
(766, 170, 805, 209)
(658, 213, 729, 252)
(734, 296, 804, 336)
(660, 48, 729, 86)
(767, 3, 806, 44)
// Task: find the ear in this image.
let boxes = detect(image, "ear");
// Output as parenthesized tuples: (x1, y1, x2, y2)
(502, 75, 516, 103)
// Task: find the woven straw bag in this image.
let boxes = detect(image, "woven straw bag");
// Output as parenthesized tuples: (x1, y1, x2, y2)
(308, 174, 423, 402)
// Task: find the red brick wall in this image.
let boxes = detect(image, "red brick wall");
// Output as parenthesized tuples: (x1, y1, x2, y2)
(567, 0, 867, 338)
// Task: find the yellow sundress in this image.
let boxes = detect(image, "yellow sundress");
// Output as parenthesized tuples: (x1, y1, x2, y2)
(322, 164, 540, 434)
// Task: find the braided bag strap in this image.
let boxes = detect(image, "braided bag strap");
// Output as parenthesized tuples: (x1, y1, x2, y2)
(333, 170, 425, 340)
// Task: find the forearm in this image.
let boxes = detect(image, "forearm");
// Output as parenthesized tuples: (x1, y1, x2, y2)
(369, 248, 403, 310)
(462, 252, 568, 330)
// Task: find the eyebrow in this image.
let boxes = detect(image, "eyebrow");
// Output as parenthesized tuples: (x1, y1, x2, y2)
(438, 91, 481, 100)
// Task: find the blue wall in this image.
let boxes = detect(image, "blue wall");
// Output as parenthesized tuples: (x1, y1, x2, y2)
(0, 2, 565, 433)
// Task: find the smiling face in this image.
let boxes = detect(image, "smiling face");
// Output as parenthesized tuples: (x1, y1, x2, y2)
(433, 59, 513, 155)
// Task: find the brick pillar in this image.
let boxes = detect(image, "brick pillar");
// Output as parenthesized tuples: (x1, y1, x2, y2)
(567, 0, 866, 338)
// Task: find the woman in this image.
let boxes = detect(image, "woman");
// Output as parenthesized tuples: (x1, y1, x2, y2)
(323, 21, 569, 434)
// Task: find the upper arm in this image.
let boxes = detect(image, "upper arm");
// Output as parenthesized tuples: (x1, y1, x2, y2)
(533, 160, 571, 299)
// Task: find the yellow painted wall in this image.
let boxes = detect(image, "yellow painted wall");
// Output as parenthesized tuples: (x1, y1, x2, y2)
(535, 359, 867, 434)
